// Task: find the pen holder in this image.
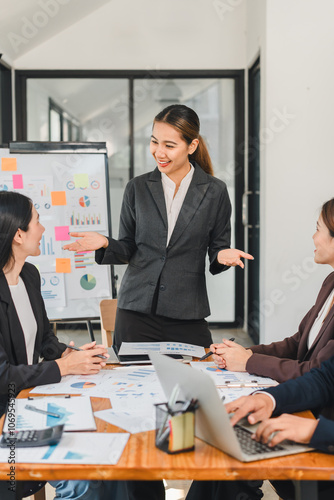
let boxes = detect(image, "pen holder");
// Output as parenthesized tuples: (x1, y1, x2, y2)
(155, 400, 198, 454)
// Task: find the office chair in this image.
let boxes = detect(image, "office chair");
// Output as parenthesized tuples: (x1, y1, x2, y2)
(99, 299, 117, 347)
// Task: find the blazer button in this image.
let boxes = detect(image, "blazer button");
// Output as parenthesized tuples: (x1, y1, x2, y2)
(161, 256, 166, 262)
(159, 284, 166, 291)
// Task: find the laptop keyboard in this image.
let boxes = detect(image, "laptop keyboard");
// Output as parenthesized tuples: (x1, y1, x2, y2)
(235, 425, 284, 455)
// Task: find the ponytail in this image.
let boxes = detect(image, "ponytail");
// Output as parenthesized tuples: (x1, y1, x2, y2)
(190, 134, 213, 176)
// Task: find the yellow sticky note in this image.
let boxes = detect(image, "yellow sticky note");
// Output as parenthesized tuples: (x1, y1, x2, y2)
(74, 173, 89, 189)
(56, 258, 71, 273)
(1, 158, 17, 171)
(51, 191, 67, 206)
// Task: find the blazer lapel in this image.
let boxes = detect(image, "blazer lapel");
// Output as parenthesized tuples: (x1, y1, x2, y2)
(146, 168, 168, 229)
(168, 164, 209, 248)
(300, 274, 334, 359)
(0, 272, 27, 365)
(306, 298, 334, 357)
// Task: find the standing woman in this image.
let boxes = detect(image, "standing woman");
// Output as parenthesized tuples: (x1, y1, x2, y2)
(65, 104, 253, 351)
(0, 191, 125, 500)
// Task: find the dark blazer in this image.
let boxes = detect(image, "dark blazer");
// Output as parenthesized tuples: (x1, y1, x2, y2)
(0, 263, 66, 416)
(266, 356, 334, 454)
(96, 164, 231, 320)
(246, 272, 334, 382)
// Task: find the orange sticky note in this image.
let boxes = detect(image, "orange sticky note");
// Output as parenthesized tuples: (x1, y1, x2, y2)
(51, 191, 67, 206)
(56, 258, 71, 273)
(1, 158, 17, 171)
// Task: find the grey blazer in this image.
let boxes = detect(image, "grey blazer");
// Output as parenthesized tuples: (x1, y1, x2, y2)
(96, 164, 231, 319)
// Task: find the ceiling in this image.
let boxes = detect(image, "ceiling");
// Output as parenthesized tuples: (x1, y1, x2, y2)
(0, 0, 112, 62)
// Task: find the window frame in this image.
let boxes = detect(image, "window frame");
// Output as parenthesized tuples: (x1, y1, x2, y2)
(0, 58, 13, 146)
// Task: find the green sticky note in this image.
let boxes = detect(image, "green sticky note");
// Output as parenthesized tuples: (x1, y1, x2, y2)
(74, 174, 89, 189)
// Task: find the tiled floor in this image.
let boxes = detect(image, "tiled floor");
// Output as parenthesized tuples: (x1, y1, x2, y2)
(29, 326, 278, 500)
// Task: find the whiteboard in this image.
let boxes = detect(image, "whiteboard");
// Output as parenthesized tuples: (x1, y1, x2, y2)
(0, 143, 114, 321)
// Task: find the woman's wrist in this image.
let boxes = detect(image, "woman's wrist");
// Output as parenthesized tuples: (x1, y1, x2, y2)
(55, 357, 68, 377)
(102, 236, 109, 249)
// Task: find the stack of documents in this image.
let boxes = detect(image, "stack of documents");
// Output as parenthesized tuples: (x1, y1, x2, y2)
(118, 342, 205, 358)
(4, 397, 96, 432)
(190, 362, 278, 404)
(0, 432, 129, 465)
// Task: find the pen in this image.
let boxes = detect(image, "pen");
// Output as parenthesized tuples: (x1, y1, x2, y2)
(25, 404, 61, 418)
(28, 395, 71, 400)
(65, 344, 107, 360)
(198, 337, 235, 361)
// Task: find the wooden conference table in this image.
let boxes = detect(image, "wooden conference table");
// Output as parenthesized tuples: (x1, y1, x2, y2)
(1, 363, 334, 500)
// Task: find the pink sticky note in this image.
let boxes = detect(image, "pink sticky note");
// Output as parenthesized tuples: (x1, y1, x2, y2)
(55, 226, 70, 241)
(12, 174, 23, 189)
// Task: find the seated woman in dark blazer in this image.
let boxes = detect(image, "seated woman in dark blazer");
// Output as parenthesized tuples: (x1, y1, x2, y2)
(0, 191, 124, 499)
(188, 354, 334, 500)
(210, 198, 334, 390)
(187, 198, 334, 500)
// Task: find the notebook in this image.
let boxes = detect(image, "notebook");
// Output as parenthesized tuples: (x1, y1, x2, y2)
(149, 352, 313, 462)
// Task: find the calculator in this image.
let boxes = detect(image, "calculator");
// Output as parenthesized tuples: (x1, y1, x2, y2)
(0, 424, 64, 447)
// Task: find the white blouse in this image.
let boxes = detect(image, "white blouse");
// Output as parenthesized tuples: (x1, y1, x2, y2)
(161, 164, 195, 246)
(9, 277, 37, 365)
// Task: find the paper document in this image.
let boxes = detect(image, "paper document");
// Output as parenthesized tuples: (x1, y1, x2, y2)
(30, 370, 115, 394)
(190, 362, 278, 387)
(95, 408, 156, 434)
(4, 397, 96, 432)
(0, 432, 129, 465)
(217, 386, 272, 404)
(119, 342, 205, 358)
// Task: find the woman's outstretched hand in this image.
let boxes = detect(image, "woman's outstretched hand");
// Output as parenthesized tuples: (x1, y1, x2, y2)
(217, 249, 254, 269)
(63, 232, 109, 252)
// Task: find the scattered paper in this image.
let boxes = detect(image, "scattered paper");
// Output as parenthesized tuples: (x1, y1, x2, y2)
(190, 362, 278, 387)
(119, 342, 205, 358)
(30, 371, 115, 395)
(0, 432, 129, 465)
(95, 408, 156, 434)
(3, 397, 96, 432)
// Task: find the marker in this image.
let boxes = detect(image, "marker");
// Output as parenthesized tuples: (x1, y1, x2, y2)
(65, 344, 107, 360)
(198, 337, 236, 361)
(25, 404, 60, 418)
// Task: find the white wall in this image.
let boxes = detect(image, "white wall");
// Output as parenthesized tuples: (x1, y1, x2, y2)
(257, 0, 334, 343)
(13, 0, 246, 69)
(7, 0, 334, 341)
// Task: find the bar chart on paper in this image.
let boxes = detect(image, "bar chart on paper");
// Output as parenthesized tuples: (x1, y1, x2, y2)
(70, 211, 102, 226)
(40, 234, 55, 255)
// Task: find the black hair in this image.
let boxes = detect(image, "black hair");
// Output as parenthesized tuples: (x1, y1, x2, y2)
(0, 191, 33, 270)
(321, 198, 334, 238)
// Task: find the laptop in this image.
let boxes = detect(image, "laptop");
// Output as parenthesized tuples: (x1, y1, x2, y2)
(149, 352, 313, 462)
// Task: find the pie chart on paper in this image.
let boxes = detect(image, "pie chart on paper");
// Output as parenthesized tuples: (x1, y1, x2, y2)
(80, 274, 97, 291)
(70, 381, 96, 389)
(79, 195, 90, 207)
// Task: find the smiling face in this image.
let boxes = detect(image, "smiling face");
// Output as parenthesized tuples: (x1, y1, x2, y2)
(150, 121, 199, 184)
(17, 206, 45, 258)
(313, 216, 334, 267)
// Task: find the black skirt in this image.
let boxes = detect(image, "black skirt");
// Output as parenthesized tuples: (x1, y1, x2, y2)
(114, 308, 213, 348)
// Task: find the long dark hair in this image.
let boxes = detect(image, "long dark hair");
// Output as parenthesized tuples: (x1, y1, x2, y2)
(154, 104, 214, 176)
(321, 198, 334, 238)
(0, 191, 33, 270)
